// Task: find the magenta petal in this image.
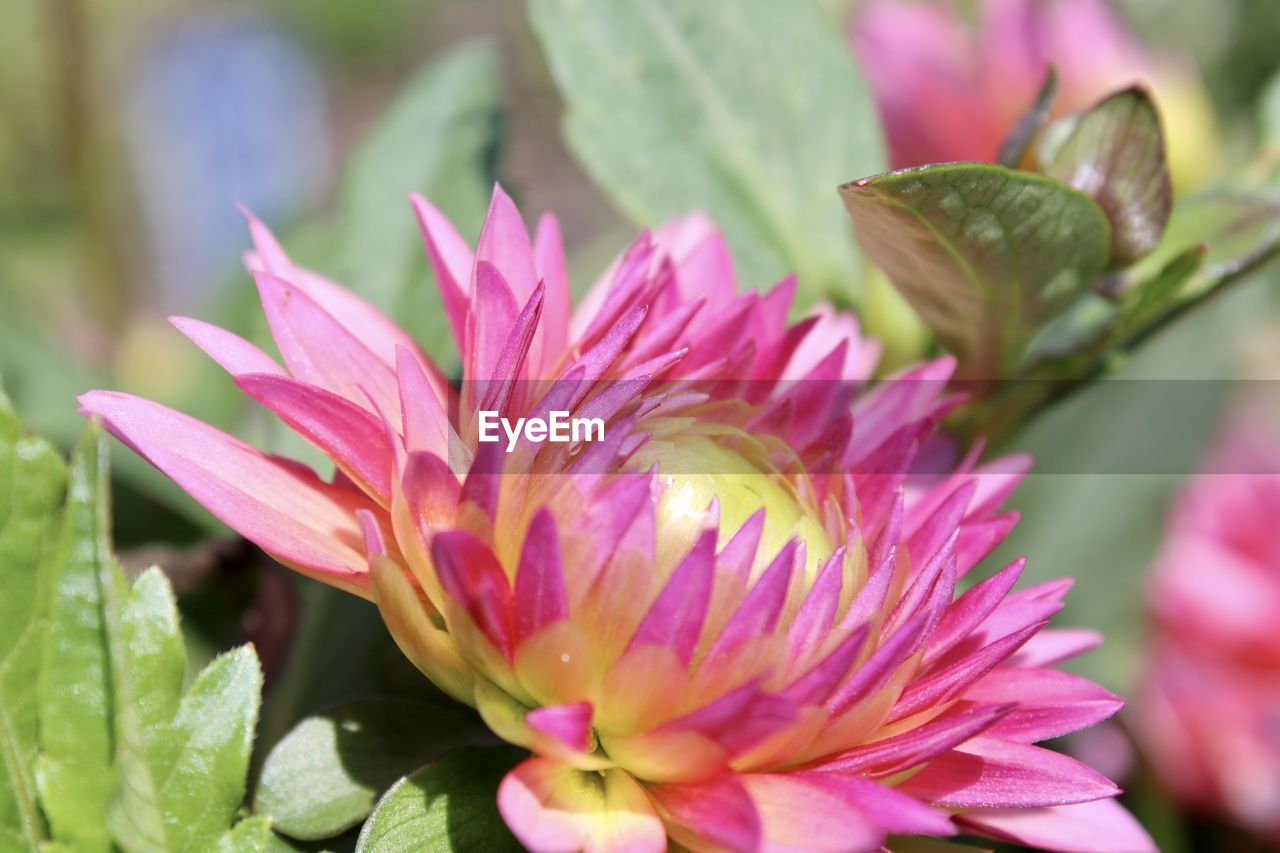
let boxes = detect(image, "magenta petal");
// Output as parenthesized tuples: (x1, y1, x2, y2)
(814, 703, 1014, 777)
(660, 682, 797, 756)
(514, 508, 569, 645)
(430, 530, 515, 660)
(896, 737, 1121, 808)
(627, 528, 717, 665)
(647, 774, 762, 852)
(786, 547, 846, 661)
(785, 623, 871, 707)
(527, 702, 593, 753)
(957, 798, 1156, 853)
(966, 668, 1124, 743)
(828, 608, 933, 714)
(704, 540, 798, 665)
(235, 373, 393, 504)
(79, 391, 373, 593)
(170, 316, 285, 377)
(925, 558, 1025, 667)
(795, 772, 956, 836)
(464, 261, 520, 399)
(890, 620, 1045, 723)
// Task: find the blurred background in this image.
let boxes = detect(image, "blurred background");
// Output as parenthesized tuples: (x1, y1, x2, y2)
(4, 1, 1280, 849)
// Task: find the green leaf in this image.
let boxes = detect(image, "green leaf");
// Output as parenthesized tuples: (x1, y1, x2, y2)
(256, 700, 492, 841)
(0, 390, 65, 850)
(216, 816, 273, 853)
(330, 40, 501, 365)
(355, 746, 524, 853)
(35, 422, 119, 851)
(530, 0, 884, 302)
(109, 627, 263, 852)
(841, 163, 1112, 378)
(1040, 87, 1172, 266)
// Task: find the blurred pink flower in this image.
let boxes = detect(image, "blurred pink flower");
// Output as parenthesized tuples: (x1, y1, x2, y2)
(852, 0, 1216, 188)
(81, 186, 1150, 851)
(1141, 417, 1280, 839)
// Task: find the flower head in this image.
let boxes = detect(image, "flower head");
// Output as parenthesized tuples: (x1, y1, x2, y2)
(852, 0, 1217, 189)
(1140, 415, 1280, 839)
(81, 186, 1151, 851)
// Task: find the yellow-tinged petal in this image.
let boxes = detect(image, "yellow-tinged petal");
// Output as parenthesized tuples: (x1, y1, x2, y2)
(368, 555, 474, 705)
(497, 758, 666, 853)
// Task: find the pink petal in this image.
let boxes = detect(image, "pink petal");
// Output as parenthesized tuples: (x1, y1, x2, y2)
(957, 797, 1156, 853)
(527, 702, 594, 753)
(396, 346, 454, 462)
(475, 184, 538, 306)
(814, 703, 1014, 777)
(786, 547, 846, 662)
(411, 192, 474, 351)
(497, 758, 666, 853)
(965, 668, 1123, 743)
(235, 373, 393, 504)
(828, 608, 933, 714)
(1008, 628, 1104, 668)
(253, 270, 402, 420)
(430, 530, 515, 660)
(895, 737, 1121, 808)
(925, 558, 1026, 666)
(79, 391, 372, 594)
(703, 540, 799, 666)
(170, 316, 285, 377)
(646, 774, 761, 852)
(889, 620, 1045, 723)
(463, 261, 519, 402)
(739, 774, 882, 852)
(794, 772, 956, 836)
(514, 508, 569, 645)
(659, 682, 797, 756)
(627, 529, 717, 666)
(785, 624, 871, 707)
(243, 209, 446, 385)
(532, 211, 572, 376)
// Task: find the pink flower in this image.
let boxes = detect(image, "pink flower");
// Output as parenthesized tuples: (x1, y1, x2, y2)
(851, 0, 1216, 188)
(80, 186, 1151, 852)
(1140, 417, 1280, 839)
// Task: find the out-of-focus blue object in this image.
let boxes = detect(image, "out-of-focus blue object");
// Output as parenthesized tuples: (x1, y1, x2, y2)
(124, 12, 331, 312)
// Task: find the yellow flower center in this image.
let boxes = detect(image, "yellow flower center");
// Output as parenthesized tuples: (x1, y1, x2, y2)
(629, 417, 836, 579)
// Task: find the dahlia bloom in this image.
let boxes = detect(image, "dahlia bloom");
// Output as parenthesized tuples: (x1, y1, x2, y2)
(851, 0, 1217, 189)
(81, 186, 1152, 852)
(1140, 417, 1280, 839)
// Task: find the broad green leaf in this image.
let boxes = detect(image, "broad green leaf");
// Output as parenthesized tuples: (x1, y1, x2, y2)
(331, 40, 501, 364)
(355, 746, 524, 853)
(256, 700, 492, 841)
(530, 0, 884, 302)
(35, 423, 118, 851)
(216, 816, 273, 853)
(0, 390, 65, 850)
(1040, 87, 1172, 266)
(841, 163, 1112, 378)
